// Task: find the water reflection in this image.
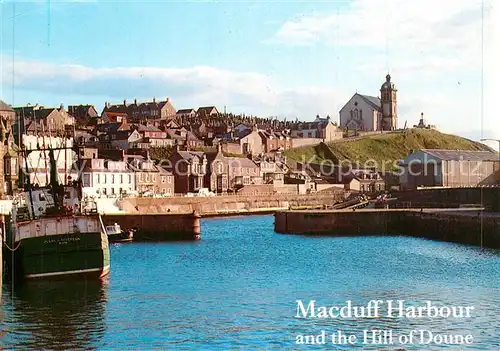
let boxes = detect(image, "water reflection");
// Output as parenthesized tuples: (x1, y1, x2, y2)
(1, 278, 108, 350)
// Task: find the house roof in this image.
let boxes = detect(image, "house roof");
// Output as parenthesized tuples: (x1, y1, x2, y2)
(176, 150, 205, 162)
(177, 108, 196, 114)
(226, 157, 259, 168)
(166, 128, 199, 141)
(136, 124, 162, 132)
(0, 99, 14, 112)
(197, 106, 218, 114)
(420, 149, 499, 162)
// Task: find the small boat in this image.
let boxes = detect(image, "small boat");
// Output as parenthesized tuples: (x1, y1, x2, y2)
(105, 223, 134, 243)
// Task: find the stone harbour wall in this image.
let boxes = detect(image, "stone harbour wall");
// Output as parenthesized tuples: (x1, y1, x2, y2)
(114, 193, 345, 216)
(274, 209, 500, 249)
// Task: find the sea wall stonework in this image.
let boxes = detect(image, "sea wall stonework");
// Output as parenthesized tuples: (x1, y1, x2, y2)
(116, 193, 344, 215)
(274, 209, 500, 249)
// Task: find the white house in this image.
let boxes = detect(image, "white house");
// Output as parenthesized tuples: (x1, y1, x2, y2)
(81, 158, 135, 197)
(21, 135, 76, 186)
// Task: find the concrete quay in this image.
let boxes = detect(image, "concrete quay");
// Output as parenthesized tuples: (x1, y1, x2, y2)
(102, 212, 201, 241)
(98, 193, 345, 241)
(274, 208, 500, 249)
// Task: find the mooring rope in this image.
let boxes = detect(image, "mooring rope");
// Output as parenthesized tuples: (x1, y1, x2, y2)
(3, 240, 21, 252)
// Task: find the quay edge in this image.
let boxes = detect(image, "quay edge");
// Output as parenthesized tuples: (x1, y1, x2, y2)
(274, 208, 500, 249)
(102, 212, 201, 241)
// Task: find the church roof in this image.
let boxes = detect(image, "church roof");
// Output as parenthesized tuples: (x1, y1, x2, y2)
(358, 94, 381, 111)
(0, 99, 14, 112)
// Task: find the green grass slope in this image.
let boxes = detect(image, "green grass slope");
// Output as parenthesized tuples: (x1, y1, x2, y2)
(284, 129, 493, 171)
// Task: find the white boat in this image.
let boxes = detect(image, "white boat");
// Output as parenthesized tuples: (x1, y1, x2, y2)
(106, 222, 134, 243)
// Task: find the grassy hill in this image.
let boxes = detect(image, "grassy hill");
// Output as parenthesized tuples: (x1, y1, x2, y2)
(284, 129, 493, 171)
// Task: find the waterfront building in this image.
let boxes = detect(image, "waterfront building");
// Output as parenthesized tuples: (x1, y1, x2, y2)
(20, 135, 76, 187)
(80, 158, 135, 197)
(167, 147, 207, 194)
(339, 74, 398, 132)
(127, 155, 174, 196)
(227, 156, 262, 188)
(399, 149, 500, 190)
(0, 98, 16, 197)
(204, 144, 229, 193)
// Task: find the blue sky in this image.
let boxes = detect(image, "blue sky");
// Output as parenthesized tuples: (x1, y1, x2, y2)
(1, 0, 499, 145)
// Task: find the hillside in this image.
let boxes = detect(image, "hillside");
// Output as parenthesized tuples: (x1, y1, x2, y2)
(284, 129, 493, 171)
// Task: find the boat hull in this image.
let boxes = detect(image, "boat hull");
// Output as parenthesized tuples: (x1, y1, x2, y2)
(108, 230, 134, 243)
(5, 215, 110, 281)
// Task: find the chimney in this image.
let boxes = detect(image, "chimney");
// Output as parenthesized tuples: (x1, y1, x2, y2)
(59, 103, 65, 111)
(123, 99, 127, 106)
(153, 97, 156, 103)
(134, 98, 137, 105)
(166, 97, 169, 102)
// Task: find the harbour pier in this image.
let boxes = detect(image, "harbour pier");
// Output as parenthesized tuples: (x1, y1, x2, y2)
(102, 211, 201, 241)
(274, 208, 500, 249)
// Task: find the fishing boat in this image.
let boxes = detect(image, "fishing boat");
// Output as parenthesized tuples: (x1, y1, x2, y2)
(3, 144, 110, 280)
(106, 222, 134, 243)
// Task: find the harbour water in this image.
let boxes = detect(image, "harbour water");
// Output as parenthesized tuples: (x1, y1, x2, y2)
(1, 215, 499, 350)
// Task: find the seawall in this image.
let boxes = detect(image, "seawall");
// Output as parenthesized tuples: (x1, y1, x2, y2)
(114, 193, 344, 216)
(102, 212, 201, 241)
(392, 187, 500, 211)
(274, 209, 500, 249)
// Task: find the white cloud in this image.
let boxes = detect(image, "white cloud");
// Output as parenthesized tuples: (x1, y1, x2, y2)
(0, 55, 346, 119)
(267, 0, 499, 140)
(269, 0, 494, 73)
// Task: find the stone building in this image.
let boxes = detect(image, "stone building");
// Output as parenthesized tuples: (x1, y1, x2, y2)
(167, 147, 207, 194)
(399, 149, 500, 190)
(339, 74, 398, 131)
(0, 99, 16, 198)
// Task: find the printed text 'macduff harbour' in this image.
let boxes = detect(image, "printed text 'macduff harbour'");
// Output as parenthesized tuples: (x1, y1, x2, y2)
(296, 300, 475, 319)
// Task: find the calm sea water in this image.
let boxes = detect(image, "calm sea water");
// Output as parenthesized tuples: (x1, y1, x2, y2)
(1, 215, 499, 350)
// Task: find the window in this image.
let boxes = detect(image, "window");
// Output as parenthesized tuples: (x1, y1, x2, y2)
(128, 174, 132, 183)
(120, 174, 123, 184)
(161, 176, 166, 184)
(111, 188, 115, 195)
(161, 188, 166, 194)
(104, 174, 107, 183)
(111, 175, 115, 184)
(167, 188, 172, 195)
(168, 176, 172, 184)
(97, 174, 100, 183)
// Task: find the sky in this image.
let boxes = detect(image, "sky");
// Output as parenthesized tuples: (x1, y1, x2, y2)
(0, 0, 499, 147)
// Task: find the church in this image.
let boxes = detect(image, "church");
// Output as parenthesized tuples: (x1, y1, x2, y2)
(339, 74, 398, 132)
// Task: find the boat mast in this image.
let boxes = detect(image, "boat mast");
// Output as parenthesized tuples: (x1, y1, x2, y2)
(19, 115, 36, 219)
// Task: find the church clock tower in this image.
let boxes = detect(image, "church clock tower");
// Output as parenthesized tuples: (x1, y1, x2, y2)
(380, 74, 398, 131)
